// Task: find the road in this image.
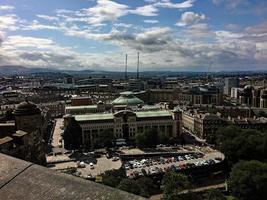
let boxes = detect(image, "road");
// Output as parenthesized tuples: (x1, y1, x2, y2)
(51, 118, 64, 149)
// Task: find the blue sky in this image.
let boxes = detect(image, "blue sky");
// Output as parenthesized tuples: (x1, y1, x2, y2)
(0, 0, 267, 71)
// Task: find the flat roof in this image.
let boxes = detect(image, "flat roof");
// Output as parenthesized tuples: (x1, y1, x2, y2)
(0, 136, 13, 145)
(66, 105, 98, 110)
(75, 113, 114, 121)
(12, 130, 29, 137)
(136, 110, 172, 118)
(75, 110, 172, 122)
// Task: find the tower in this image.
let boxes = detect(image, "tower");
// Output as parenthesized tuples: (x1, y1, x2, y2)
(125, 54, 128, 80)
(13, 100, 46, 165)
(137, 52, 140, 79)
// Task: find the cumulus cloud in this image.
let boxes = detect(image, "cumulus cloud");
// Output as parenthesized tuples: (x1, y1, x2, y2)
(0, 14, 21, 31)
(176, 12, 206, 26)
(131, 5, 158, 16)
(83, 0, 129, 24)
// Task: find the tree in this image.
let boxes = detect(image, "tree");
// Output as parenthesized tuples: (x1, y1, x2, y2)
(102, 169, 126, 188)
(117, 179, 141, 195)
(92, 129, 114, 148)
(63, 118, 82, 149)
(228, 160, 267, 200)
(215, 126, 267, 166)
(136, 177, 157, 197)
(203, 189, 226, 200)
(162, 171, 191, 200)
(135, 128, 158, 148)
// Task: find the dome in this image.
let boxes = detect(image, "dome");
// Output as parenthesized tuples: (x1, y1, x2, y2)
(112, 91, 144, 106)
(13, 101, 40, 116)
(244, 85, 254, 91)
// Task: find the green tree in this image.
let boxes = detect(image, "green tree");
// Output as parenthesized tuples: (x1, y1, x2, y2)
(228, 160, 267, 200)
(215, 126, 267, 166)
(93, 129, 114, 148)
(117, 179, 141, 195)
(135, 128, 158, 148)
(63, 118, 82, 149)
(102, 169, 126, 187)
(203, 189, 226, 200)
(136, 177, 157, 197)
(162, 171, 191, 200)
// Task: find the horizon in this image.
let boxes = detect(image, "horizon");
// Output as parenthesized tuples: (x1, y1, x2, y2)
(0, 0, 267, 71)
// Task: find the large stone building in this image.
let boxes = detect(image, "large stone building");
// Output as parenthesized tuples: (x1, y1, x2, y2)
(177, 86, 223, 106)
(64, 109, 182, 148)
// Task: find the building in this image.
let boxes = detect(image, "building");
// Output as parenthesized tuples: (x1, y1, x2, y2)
(224, 77, 239, 95)
(65, 102, 107, 115)
(260, 89, 267, 108)
(182, 110, 225, 139)
(231, 87, 243, 99)
(64, 109, 182, 148)
(0, 101, 47, 165)
(177, 86, 223, 106)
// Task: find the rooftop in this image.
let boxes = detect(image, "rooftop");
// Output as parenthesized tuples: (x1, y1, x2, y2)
(0, 136, 13, 145)
(0, 153, 146, 200)
(66, 105, 98, 110)
(75, 110, 173, 122)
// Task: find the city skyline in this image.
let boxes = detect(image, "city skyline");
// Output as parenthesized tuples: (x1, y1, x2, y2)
(0, 0, 267, 71)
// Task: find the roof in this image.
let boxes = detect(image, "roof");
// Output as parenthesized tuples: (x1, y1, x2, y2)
(0, 136, 13, 145)
(136, 110, 172, 118)
(0, 153, 146, 200)
(66, 105, 98, 110)
(13, 101, 40, 116)
(75, 113, 114, 122)
(112, 91, 144, 106)
(12, 130, 29, 138)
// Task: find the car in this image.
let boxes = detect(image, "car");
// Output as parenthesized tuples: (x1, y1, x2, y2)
(215, 157, 222, 161)
(89, 162, 94, 169)
(106, 153, 112, 159)
(112, 156, 119, 161)
(125, 165, 130, 170)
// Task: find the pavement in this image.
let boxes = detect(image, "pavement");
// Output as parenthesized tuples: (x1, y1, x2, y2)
(51, 118, 64, 149)
(50, 156, 122, 177)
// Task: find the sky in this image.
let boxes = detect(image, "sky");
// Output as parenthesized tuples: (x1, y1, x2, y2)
(0, 0, 267, 72)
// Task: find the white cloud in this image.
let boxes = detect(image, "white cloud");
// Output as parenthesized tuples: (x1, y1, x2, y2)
(37, 15, 59, 21)
(0, 5, 14, 11)
(83, 0, 129, 24)
(154, 0, 195, 9)
(0, 14, 20, 31)
(176, 12, 206, 26)
(131, 5, 158, 16)
(144, 19, 159, 24)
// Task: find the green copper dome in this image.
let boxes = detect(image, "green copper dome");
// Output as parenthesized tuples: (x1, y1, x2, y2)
(112, 91, 144, 106)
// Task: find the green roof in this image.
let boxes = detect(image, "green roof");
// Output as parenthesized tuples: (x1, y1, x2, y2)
(112, 91, 144, 105)
(136, 110, 172, 118)
(75, 113, 114, 121)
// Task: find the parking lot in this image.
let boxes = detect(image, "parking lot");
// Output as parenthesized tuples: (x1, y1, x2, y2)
(123, 147, 224, 179)
(49, 155, 122, 178)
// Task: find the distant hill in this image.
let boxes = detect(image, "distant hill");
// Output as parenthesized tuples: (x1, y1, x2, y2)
(0, 65, 59, 75)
